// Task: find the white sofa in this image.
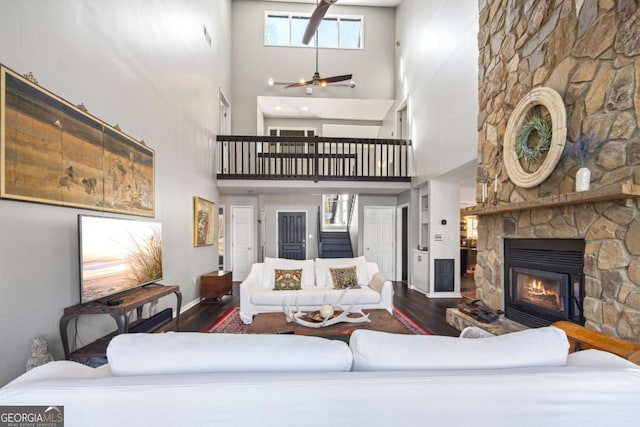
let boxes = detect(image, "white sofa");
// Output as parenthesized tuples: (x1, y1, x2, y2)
(240, 256, 394, 324)
(2, 327, 640, 427)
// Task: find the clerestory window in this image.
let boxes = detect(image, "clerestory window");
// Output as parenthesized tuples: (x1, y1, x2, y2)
(265, 12, 363, 49)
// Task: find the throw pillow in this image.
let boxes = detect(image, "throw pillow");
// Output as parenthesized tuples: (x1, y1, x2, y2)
(368, 272, 387, 293)
(330, 266, 361, 289)
(274, 268, 302, 290)
(316, 256, 369, 288)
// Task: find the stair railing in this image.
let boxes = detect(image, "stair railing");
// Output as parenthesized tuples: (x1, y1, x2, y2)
(346, 194, 357, 233)
(317, 206, 322, 257)
(346, 194, 357, 257)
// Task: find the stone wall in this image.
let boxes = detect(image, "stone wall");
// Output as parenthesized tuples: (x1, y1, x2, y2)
(476, 0, 640, 341)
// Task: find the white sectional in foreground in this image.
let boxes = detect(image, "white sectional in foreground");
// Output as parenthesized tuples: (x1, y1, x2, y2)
(1, 327, 640, 427)
(239, 257, 394, 324)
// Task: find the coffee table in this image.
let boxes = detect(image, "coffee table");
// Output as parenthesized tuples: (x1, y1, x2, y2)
(246, 309, 409, 341)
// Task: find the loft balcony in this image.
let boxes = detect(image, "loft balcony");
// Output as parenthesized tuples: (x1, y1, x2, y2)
(216, 135, 412, 183)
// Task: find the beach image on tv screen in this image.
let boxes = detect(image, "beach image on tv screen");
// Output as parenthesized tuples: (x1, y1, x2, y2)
(81, 216, 162, 303)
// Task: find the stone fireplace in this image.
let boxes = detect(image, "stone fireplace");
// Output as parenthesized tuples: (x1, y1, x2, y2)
(474, 199, 640, 342)
(475, 1, 640, 343)
(503, 238, 584, 327)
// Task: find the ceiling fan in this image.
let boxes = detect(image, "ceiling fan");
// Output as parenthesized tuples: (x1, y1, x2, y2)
(285, 0, 351, 89)
(302, 0, 338, 45)
(284, 45, 352, 89)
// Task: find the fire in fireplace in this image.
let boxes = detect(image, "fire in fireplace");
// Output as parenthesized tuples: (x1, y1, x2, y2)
(523, 278, 560, 309)
(504, 239, 584, 328)
(515, 268, 567, 315)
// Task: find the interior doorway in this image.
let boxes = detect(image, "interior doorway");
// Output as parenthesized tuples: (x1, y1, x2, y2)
(277, 211, 307, 260)
(364, 206, 395, 279)
(231, 205, 254, 281)
(402, 205, 408, 280)
(396, 98, 408, 139)
(396, 204, 409, 282)
(219, 88, 231, 134)
(218, 206, 225, 270)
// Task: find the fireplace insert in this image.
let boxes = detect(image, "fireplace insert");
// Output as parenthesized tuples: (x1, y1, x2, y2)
(504, 239, 584, 328)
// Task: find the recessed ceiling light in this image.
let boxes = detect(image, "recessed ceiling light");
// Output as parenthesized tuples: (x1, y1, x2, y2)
(267, 78, 274, 86)
(275, 106, 282, 111)
(301, 106, 309, 112)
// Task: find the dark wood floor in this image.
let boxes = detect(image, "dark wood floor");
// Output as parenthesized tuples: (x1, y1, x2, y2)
(161, 281, 467, 336)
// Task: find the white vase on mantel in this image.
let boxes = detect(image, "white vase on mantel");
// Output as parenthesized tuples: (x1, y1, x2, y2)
(575, 167, 591, 192)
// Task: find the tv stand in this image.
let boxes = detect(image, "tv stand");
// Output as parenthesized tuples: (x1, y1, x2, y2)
(142, 282, 163, 288)
(60, 284, 182, 360)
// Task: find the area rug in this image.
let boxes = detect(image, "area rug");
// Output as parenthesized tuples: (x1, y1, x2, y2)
(207, 306, 432, 335)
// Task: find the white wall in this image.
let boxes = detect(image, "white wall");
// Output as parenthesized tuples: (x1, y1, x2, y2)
(232, 0, 396, 134)
(348, 195, 359, 256)
(323, 124, 380, 138)
(395, 0, 479, 183)
(265, 118, 382, 136)
(377, 104, 397, 138)
(0, 0, 231, 386)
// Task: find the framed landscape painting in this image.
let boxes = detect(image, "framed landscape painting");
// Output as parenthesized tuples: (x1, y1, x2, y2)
(0, 64, 155, 217)
(194, 196, 215, 247)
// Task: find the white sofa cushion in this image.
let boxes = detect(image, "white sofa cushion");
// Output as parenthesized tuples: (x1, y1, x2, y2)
(349, 326, 570, 371)
(251, 286, 381, 306)
(262, 258, 315, 289)
(316, 256, 369, 287)
(567, 349, 640, 368)
(6, 361, 111, 386)
(107, 332, 353, 376)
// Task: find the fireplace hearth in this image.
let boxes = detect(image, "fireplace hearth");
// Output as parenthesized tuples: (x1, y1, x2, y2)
(504, 239, 584, 328)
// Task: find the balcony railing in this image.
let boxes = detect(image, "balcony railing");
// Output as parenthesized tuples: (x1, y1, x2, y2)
(217, 135, 411, 182)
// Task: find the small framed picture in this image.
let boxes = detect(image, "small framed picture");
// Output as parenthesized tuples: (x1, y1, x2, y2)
(194, 196, 215, 247)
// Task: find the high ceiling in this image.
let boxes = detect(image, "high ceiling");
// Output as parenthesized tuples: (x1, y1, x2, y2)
(259, 0, 403, 7)
(258, 96, 394, 120)
(256, 0, 398, 121)
(252, 0, 476, 198)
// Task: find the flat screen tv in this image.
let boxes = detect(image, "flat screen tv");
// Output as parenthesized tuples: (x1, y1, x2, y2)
(79, 215, 163, 304)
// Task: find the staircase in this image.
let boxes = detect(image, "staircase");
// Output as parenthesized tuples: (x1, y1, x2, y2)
(318, 231, 353, 258)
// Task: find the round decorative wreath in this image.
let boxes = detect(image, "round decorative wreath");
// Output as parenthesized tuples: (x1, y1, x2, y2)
(503, 87, 566, 189)
(515, 107, 552, 163)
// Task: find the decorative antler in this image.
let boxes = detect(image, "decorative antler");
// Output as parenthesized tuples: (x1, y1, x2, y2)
(283, 289, 371, 328)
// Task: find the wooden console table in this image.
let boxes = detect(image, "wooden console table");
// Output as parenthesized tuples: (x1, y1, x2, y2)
(201, 271, 232, 302)
(59, 284, 182, 360)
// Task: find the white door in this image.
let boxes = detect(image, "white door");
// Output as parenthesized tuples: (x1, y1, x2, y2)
(231, 206, 254, 281)
(363, 206, 395, 279)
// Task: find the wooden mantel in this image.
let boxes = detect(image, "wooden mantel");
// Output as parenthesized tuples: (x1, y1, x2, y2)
(463, 181, 640, 216)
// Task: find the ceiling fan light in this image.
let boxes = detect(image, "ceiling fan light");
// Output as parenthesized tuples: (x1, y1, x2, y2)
(267, 78, 275, 86)
(321, 81, 327, 87)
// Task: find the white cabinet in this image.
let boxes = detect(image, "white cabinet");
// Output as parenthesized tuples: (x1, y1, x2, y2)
(414, 180, 461, 298)
(411, 250, 429, 293)
(419, 190, 429, 250)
